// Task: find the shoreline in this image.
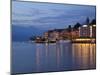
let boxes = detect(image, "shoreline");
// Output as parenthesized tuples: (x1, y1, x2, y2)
(30, 38, 96, 44)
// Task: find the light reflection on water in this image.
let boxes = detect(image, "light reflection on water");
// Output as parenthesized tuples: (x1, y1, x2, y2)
(72, 43, 96, 69)
(12, 42, 96, 74)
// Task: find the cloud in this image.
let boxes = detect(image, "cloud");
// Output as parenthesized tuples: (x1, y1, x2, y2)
(12, 1, 96, 29)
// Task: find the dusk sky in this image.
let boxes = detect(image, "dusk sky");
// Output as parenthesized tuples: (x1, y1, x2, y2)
(12, 1, 96, 29)
(12, 1, 96, 41)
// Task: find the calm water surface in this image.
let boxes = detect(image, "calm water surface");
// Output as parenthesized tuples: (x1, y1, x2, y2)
(12, 41, 96, 74)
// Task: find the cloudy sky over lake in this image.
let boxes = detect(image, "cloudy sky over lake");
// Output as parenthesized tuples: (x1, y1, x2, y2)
(12, 1, 96, 29)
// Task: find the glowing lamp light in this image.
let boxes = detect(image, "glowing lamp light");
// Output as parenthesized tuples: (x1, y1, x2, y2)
(82, 25, 88, 27)
(93, 25, 96, 27)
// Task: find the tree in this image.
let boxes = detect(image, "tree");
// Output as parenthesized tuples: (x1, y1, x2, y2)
(73, 22, 81, 30)
(86, 17, 90, 25)
(90, 19, 96, 25)
(68, 25, 72, 32)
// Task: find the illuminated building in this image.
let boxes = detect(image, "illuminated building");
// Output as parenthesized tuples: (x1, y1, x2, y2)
(79, 25, 90, 38)
(79, 24, 96, 38)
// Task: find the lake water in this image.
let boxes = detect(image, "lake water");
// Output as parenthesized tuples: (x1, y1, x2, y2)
(12, 41, 96, 74)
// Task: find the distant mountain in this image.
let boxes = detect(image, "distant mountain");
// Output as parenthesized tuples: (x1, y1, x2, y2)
(12, 25, 46, 42)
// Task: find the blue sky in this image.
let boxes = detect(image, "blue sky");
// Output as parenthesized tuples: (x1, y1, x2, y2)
(12, 1, 96, 29)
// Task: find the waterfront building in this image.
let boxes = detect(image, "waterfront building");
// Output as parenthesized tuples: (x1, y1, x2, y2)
(44, 32, 49, 39)
(79, 24, 96, 38)
(71, 29, 79, 39)
(60, 29, 71, 39)
(44, 29, 62, 41)
(90, 24, 96, 38)
(79, 25, 90, 38)
(43, 24, 96, 41)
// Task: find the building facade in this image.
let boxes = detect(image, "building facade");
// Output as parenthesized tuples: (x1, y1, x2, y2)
(79, 24, 96, 38)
